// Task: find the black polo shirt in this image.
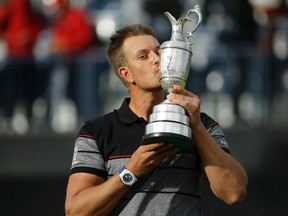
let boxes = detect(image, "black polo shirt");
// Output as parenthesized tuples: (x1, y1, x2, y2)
(69, 98, 230, 215)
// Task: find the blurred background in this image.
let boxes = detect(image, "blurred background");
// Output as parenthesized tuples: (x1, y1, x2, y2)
(0, 0, 287, 215)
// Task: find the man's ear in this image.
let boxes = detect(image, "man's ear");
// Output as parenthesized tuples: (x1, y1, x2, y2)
(118, 66, 134, 83)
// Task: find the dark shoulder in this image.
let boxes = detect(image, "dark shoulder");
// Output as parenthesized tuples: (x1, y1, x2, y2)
(78, 111, 117, 138)
(200, 112, 218, 129)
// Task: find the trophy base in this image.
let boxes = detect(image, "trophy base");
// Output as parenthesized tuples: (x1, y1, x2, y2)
(142, 101, 193, 152)
(142, 132, 193, 152)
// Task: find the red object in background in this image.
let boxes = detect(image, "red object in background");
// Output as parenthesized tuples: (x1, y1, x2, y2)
(0, 0, 45, 57)
(49, 5, 95, 55)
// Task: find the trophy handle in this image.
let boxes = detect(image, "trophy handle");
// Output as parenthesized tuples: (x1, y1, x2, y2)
(186, 5, 202, 46)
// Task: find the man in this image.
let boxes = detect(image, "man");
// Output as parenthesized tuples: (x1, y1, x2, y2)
(65, 24, 247, 216)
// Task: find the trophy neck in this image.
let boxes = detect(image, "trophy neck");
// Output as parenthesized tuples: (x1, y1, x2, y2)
(164, 11, 186, 42)
(171, 21, 186, 41)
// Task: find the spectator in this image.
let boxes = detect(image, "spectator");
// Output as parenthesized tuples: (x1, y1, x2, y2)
(43, 0, 98, 131)
(0, 0, 45, 134)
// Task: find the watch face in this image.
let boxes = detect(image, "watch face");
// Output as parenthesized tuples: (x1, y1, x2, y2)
(123, 173, 133, 183)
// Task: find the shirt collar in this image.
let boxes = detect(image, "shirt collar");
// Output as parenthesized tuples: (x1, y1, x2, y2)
(117, 98, 141, 124)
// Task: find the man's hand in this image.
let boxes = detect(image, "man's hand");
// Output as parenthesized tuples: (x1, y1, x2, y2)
(167, 85, 201, 129)
(126, 142, 177, 178)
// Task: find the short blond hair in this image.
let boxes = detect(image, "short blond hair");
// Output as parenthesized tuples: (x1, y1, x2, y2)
(107, 24, 156, 88)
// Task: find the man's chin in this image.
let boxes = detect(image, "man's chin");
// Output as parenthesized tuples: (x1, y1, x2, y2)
(154, 85, 164, 92)
(146, 85, 163, 92)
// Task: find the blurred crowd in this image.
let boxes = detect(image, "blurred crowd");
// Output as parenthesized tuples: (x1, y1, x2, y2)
(0, 0, 101, 135)
(0, 0, 287, 135)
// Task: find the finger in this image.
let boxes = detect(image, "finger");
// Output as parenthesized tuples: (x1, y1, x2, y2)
(153, 143, 176, 153)
(170, 85, 195, 97)
(151, 146, 177, 164)
(144, 142, 174, 152)
(167, 85, 198, 103)
(167, 93, 200, 110)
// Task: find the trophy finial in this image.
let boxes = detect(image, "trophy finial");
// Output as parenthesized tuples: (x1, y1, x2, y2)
(164, 5, 202, 45)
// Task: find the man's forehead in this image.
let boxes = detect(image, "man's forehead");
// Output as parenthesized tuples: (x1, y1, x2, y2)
(123, 35, 159, 53)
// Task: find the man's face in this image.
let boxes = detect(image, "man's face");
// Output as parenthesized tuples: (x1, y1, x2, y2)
(122, 35, 162, 91)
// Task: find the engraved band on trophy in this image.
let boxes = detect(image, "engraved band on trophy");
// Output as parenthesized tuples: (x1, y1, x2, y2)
(141, 6, 202, 152)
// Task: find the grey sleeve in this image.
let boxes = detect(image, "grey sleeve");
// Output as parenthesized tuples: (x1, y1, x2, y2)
(70, 137, 107, 177)
(208, 124, 230, 151)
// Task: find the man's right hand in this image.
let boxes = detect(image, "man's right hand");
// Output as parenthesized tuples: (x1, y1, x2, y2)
(126, 142, 177, 178)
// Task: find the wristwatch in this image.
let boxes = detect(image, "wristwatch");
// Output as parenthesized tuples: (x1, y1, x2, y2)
(119, 166, 137, 186)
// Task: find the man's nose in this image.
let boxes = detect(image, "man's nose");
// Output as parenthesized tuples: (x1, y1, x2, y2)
(152, 51, 159, 64)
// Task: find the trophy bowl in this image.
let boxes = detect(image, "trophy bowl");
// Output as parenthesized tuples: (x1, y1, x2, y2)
(159, 36, 192, 93)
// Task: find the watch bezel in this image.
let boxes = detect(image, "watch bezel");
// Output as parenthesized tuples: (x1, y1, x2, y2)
(119, 166, 137, 186)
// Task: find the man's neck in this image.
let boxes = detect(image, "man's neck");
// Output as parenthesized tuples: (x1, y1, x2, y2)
(129, 90, 164, 121)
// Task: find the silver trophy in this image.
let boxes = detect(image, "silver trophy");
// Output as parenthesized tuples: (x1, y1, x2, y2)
(142, 6, 202, 152)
